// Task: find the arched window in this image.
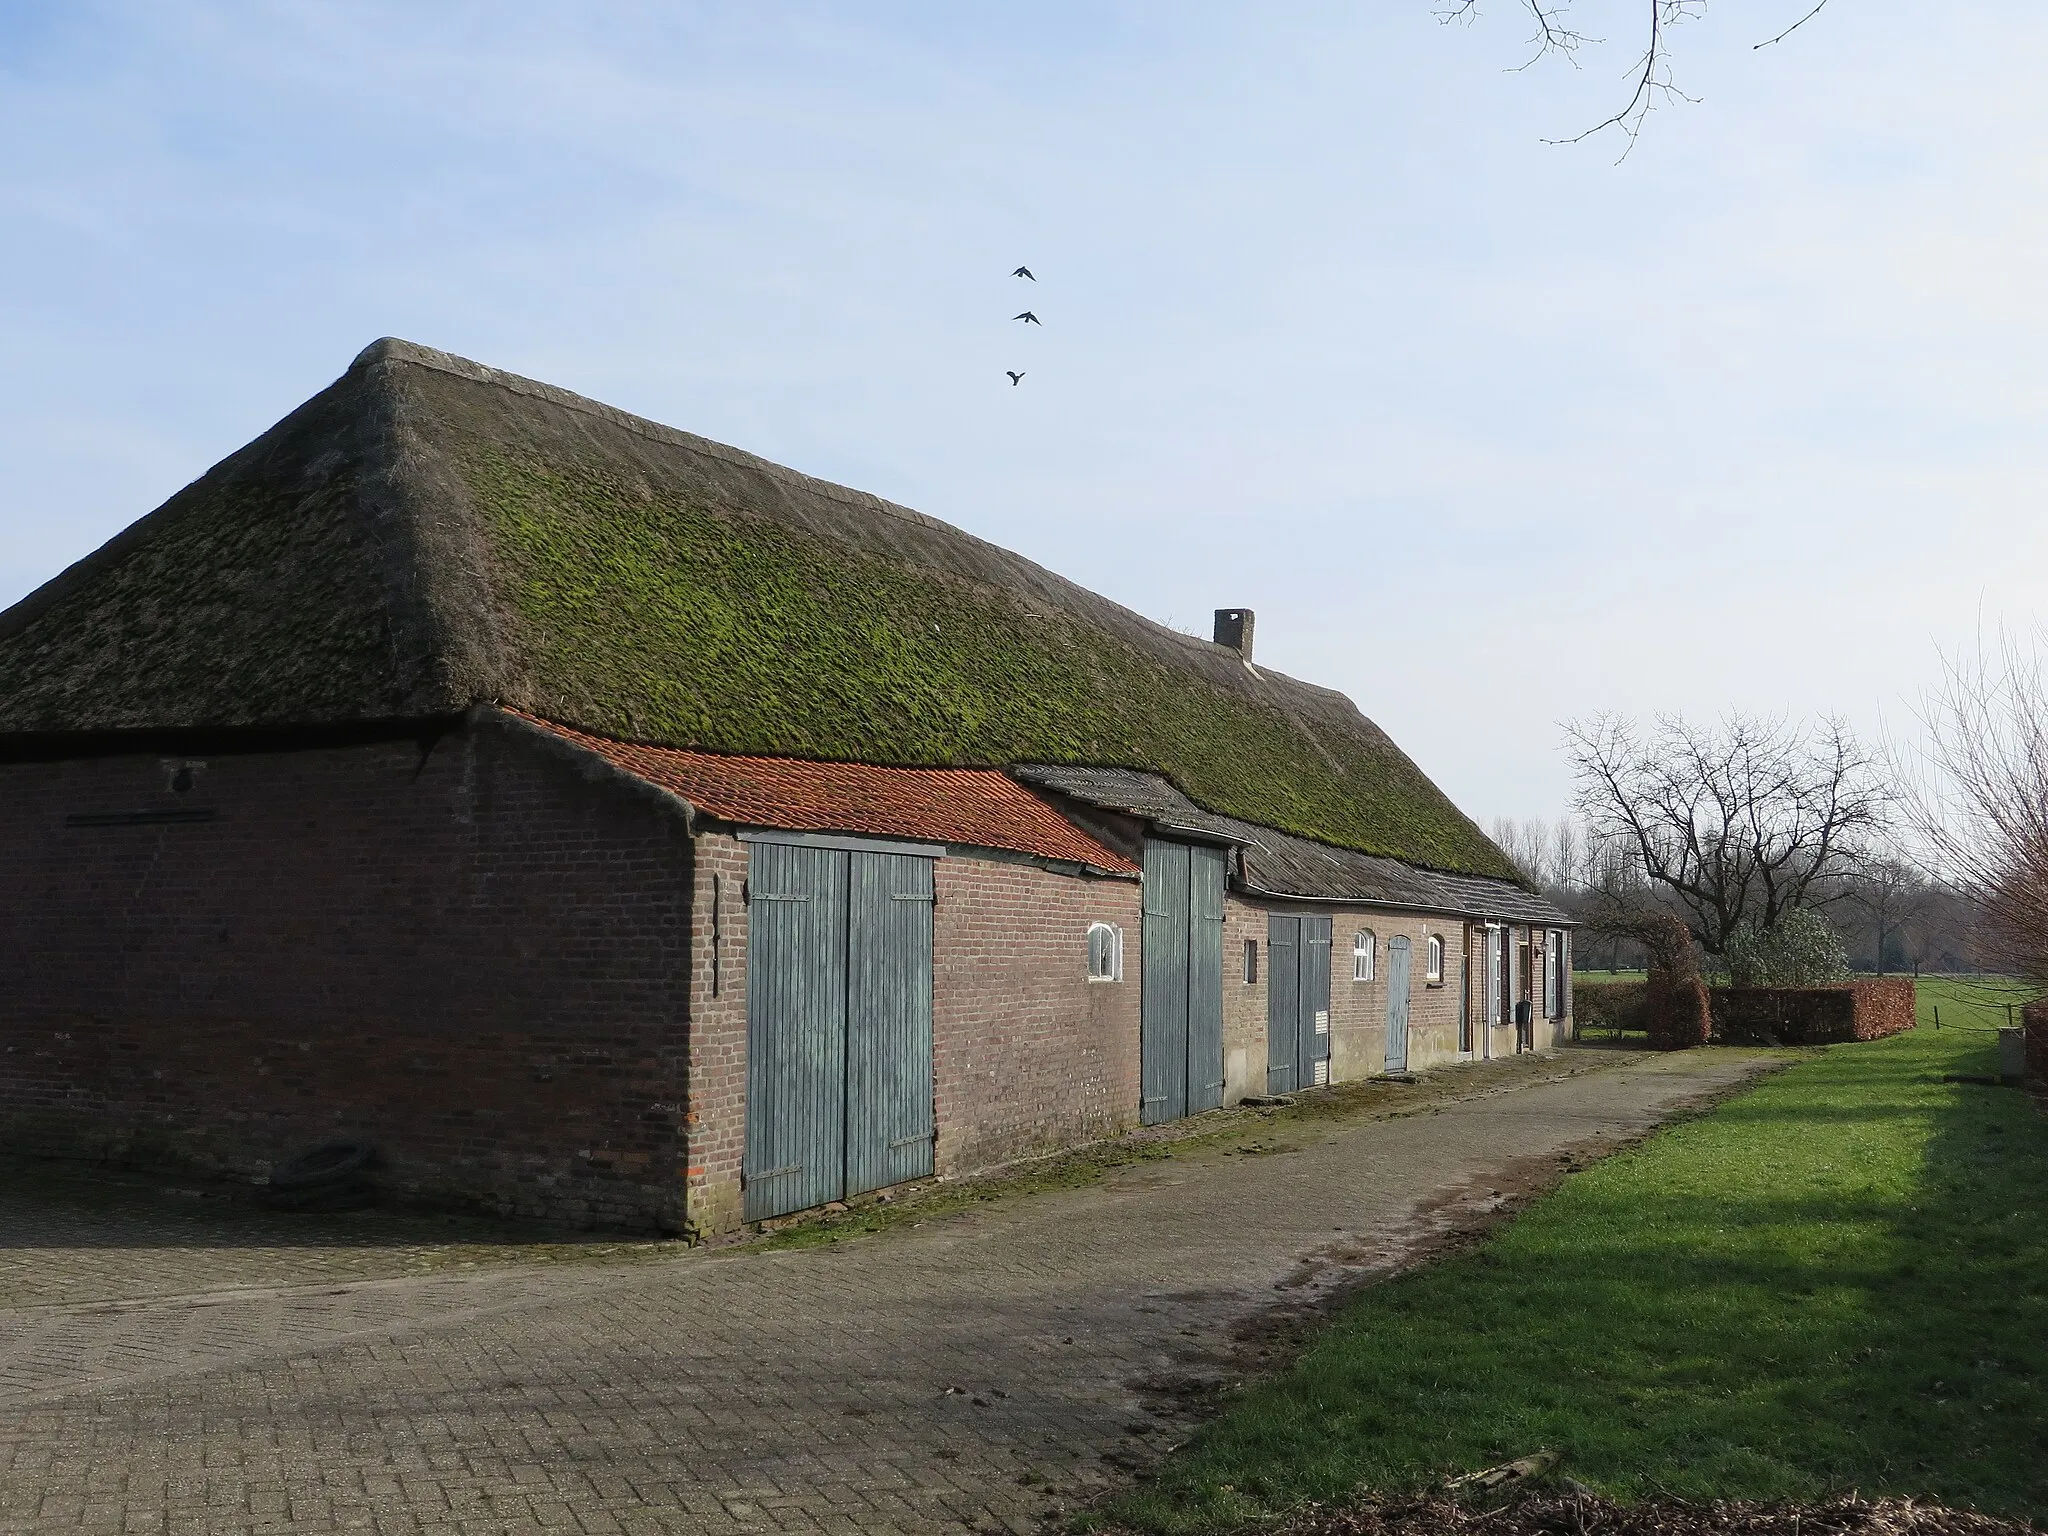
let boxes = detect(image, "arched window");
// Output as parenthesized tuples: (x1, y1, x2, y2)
(1426, 933, 1445, 984)
(1352, 929, 1376, 982)
(1087, 922, 1123, 982)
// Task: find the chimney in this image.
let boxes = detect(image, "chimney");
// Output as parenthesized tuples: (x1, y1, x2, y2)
(1213, 608, 1255, 663)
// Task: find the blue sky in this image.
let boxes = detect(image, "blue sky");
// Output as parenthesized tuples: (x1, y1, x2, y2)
(3, 2, 2044, 823)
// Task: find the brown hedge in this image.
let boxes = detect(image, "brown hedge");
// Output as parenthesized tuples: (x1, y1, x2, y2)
(1711, 978, 1917, 1046)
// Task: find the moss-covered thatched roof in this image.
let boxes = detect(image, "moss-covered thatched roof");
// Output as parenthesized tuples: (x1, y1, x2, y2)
(0, 339, 1519, 879)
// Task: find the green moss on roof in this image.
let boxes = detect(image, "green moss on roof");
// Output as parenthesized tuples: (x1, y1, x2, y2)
(0, 339, 1518, 882)
(456, 445, 1516, 878)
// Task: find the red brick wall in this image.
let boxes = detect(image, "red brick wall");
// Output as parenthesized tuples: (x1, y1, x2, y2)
(932, 855, 1143, 1175)
(0, 713, 694, 1229)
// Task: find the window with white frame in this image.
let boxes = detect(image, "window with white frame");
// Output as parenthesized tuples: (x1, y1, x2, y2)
(1243, 938, 1259, 985)
(1086, 922, 1123, 982)
(1426, 933, 1445, 984)
(1352, 929, 1376, 982)
(1545, 929, 1565, 1017)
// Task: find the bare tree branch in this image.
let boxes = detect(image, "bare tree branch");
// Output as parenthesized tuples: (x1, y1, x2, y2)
(1444, 2, 1830, 151)
(1565, 711, 1893, 956)
(1902, 633, 2048, 985)
(1755, 0, 1831, 50)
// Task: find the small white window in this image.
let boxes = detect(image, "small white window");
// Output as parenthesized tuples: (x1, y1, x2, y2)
(1244, 939, 1260, 984)
(1087, 922, 1123, 982)
(1426, 933, 1445, 984)
(1352, 929, 1376, 982)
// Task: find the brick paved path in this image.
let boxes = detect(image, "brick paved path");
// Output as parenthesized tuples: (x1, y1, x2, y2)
(0, 1051, 1772, 1535)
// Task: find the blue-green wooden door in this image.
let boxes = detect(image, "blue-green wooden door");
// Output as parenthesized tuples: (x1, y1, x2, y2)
(744, 842, 848, 1221)
(1142, 839, 1226, 1123)
(1267, 913, 1332, 1093)
(846, 852, 936, 1196)
(744, 841, 936, 1221)
(1384, 934, 1412, 1073)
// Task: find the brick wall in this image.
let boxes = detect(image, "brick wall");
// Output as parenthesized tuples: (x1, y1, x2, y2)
(0, 713, 694, 1229)
(683, 831, 751, 1236)
(1221, 896, 1268, 1098)
(931, 854, 1143, 1176)
(2025, 1000, 2048, 1085)
(1330, 912, 1467, 1076)
(682, 840, 1144, 1229)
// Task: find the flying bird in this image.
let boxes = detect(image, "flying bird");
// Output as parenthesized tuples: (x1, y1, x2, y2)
(1013, 311, 1040, 325)
(1013, 266, 1035, 280)
(1006, 371, 1025, 386)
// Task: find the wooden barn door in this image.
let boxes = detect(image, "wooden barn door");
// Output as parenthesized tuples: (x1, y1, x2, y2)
(744, 837, 936, 1222)
(1141, 840, 1227, 1123)
(1266, 914, 1332, 1095)
(1266, 915, 1301, 1094)
(845, 852, 936, 1197)
(1383, 935, 1413, 1074)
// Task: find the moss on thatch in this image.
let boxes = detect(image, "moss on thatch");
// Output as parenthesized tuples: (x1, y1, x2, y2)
(0, 339, 1519, 880)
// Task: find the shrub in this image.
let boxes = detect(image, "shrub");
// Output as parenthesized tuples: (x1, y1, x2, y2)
(1723, 908, 1851, 987)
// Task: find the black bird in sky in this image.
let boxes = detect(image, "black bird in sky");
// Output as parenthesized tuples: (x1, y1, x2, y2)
(1007, 371, 1025, 385)
(1013, 266, 1035, 280)
(1013, 311, 1040, 325)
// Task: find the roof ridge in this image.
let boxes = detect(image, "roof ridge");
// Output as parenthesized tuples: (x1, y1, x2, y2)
(351, 338, 1257, 677)
(355, 338, 966, 541)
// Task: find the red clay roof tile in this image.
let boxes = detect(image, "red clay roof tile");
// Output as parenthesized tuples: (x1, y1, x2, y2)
(515, 712, 1139, 874)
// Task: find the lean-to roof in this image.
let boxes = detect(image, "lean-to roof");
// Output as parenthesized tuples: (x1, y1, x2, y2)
(1015, 764, 1570, 925)
(519, 713, 1137, 874)
(0, 338, 1519, 880)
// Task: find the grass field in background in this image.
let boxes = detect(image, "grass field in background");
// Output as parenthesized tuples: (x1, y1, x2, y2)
(1104, 978, 2048, 1531)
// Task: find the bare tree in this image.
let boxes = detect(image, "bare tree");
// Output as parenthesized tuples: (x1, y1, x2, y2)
(1439, 1, 1832, 149)
(1838, 857, 1925, 976)
(1908, 638, 2048, 983)
(1551, 817, 1582, 890)
(1523, 818, 1554, 887)
(1566, 712, 1892, 958)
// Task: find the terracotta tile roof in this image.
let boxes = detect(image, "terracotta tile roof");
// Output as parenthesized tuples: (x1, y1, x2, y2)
(515, 712, 1139, 874)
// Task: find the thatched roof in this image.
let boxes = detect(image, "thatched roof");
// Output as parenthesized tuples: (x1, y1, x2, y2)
(0, 339, 1519, 880)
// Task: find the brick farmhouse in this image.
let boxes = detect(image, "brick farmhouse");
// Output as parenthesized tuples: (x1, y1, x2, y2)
(0, 340, 1572, 1233)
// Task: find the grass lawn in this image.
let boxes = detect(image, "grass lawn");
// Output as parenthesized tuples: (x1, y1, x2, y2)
(1105, 978, 2048, 1531)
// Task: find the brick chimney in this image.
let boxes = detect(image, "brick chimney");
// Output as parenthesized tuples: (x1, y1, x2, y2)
(1213, 608, 1255, 662)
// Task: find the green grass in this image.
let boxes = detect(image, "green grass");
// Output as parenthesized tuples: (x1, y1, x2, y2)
(1105, 978, 2048, 1530)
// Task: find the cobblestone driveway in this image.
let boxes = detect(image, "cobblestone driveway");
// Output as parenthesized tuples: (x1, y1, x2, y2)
(0, 1049, 1774, 1535)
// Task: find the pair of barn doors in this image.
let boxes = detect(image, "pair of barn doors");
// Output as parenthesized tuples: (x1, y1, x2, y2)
(1140, 840, 1229, 1125)
(743, 835, 937, 1222)
(1265, 915, 1333, 1094)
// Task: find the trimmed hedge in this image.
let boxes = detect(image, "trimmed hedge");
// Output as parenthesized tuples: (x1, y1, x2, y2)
(1711, 978, 1917, 1046)
(1649, 973, 1712, 1051)
(2025, 1000, 2048, 1085)
(1574, 981, 1649, 1035)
